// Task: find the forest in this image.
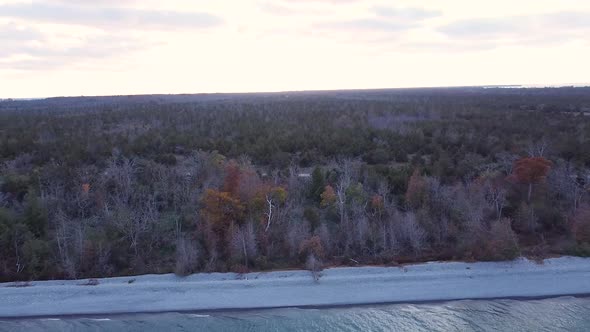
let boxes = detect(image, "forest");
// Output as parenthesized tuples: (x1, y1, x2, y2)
(1, 87, 590, 282)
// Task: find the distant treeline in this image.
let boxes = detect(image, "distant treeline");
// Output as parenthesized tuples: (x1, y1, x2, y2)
(0, 87, 589, 282)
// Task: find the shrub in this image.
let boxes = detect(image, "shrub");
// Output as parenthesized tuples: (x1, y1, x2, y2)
(303, 207, 320, 232)
(573, 205, 590, 244)
(299, 236, 324, 260)
(5, 281, 32, 288)
(305, 254, 323, 283)
(0, 174, 30, 200)
(254, 256, 270, 270)
(79, 278, 99, 286)
(174, 237, 199, 276)
(481, 219, 520, 261)
(155, 153, 177, 165)
(231, 264, 249, 276)
(514, 203, 538, 234)
(569, 243, 590, 257)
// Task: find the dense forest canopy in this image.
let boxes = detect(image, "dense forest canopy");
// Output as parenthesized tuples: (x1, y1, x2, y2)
(1, 87, 590, 282)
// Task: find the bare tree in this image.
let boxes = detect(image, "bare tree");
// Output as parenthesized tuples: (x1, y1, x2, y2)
(495, 152, 518, 175)
(333, 159, 359, 225)
(484, 182, 507, 221)
(38, 167, 66, 216)
(103, 156, 136, 206)
(109, 194, 159, 260)
(382, 207, 400, 255)
(95, 241, 112, 276)
(527, 137, 550, 157)
(229, 221, 258, 269)
(396, 212, 426, 256)
(286, 217, 310, 258)
(306, 254, 323, 283)
(13, 226, 26, 275)
(175, 235, 199, 276)
(332, 158, 363, 254)
(350, 201, 369, 253)
(316, 223, 332, 257)
(548, 163, 586, 213)
(54, 211, 77, 278)
(264, 193, 274, 233)
(287, 163, 304, 201)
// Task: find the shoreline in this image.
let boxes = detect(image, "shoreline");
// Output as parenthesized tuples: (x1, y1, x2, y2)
(2, 256, 590, 319)
(2, 294, 590, 321)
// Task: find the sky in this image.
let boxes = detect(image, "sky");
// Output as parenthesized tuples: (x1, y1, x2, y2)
(1, 0, 590, 98)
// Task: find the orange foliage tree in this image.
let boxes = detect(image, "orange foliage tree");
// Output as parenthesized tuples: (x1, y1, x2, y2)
(203, 189, 244, 227)
(405, 169, 426, 209)
(299, 235, 325, 259)
(222, 161, 242, 197)
(370, 194, 384, 212)
(370, 194, 385, 221)
(201, 189, 244, 237)
(320, 185, 336, 208)
(512, 157, 552, 202)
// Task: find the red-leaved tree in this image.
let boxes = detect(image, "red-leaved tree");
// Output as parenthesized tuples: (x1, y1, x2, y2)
(512, 157, 552, 202)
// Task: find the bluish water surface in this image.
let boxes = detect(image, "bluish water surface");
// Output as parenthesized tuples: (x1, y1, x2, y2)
(2, 297, 589, 331)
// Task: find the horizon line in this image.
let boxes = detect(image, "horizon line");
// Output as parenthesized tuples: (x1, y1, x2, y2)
(2, 82, 590, 101)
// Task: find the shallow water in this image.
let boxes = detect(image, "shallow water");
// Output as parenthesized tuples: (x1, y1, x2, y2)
(2, 297, 590, 332)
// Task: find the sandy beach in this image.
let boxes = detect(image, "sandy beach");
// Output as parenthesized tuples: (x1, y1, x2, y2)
(1, 256, 590, 318)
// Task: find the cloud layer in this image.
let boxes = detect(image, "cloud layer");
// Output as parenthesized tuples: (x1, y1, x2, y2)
(1, 0, 590, 97)
(0, 1, 222, 70)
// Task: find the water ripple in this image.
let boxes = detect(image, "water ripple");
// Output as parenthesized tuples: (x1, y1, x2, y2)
(2, 297, 590, 332)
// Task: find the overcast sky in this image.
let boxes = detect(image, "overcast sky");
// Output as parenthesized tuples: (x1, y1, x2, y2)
(1, 0, 590, 98)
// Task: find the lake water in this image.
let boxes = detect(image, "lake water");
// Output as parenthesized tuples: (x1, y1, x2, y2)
(1, 297, 589, 331)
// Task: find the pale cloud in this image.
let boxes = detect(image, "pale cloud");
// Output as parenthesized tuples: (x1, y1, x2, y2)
(309, 5, 441, 44)
(0, 23, 43, 41)
(259, 2, 297, 15)
(0, 35, 153, 70)
(0, 2, 224, 30)
(46, 0, 139, 3)
(282, 0, 359, 3)
(395, 41, 496, 53)
(2, 34, 151, 59)
(371, 6, 442, 20)
(0, 0, 222, 71)
(314, 18, 416, 32)
(258, 0, 359, 16)
(0, 21, 154, 70)
(438, 11, 590, 42)
(258, 2, 325, 16)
